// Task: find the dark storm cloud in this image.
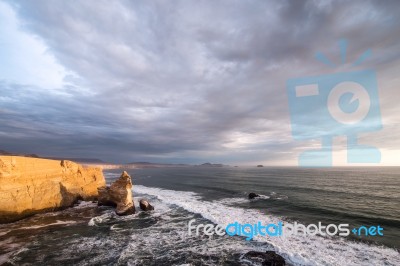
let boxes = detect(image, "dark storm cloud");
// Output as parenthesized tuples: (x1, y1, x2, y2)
(1, 0, 400, 164)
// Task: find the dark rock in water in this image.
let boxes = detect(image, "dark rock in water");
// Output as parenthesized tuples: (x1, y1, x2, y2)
(98, 186, 116, 207)
(98, 171, 135, 215)
(248, 192, 260, 199)
(243, 251, 285, 266)
(139, 199, 154, 211)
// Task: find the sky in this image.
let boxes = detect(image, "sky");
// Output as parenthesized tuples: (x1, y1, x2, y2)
(0, 0, 400, 165)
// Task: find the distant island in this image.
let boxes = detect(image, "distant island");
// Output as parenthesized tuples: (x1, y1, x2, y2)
(197, 162, 224, 167)
(257, 165, 264, 167)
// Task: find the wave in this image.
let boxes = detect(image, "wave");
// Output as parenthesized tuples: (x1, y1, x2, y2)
(87, 193, 259, 265)
(133, 185, 400, 266)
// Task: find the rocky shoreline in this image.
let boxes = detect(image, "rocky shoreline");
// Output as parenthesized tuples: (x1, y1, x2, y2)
(0, 157, 155, 223)
(0, 156, 286, 265)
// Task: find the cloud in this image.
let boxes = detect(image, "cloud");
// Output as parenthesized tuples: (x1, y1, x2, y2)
(0, 1, 67, 89)
(1, 0, 400, 165)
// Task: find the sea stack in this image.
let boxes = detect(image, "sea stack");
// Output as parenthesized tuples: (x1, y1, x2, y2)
(0, 156, 106, 223)
(98, 171, 135, 215)
(139, 199, 154, 211)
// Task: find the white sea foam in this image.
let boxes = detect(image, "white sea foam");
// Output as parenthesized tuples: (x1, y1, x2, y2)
(114, 208, 256, 265)
(216, 193, 288, 205)
(88, 212, 114, 226)
(214, 197, 250, 205)
(0, 230, 10, 237)
(259, 194, 271, 199)
(133, 185, 400, 266)
(214, 194, 289, 205)
(73, 201, 98, 209)
(17, 220, 77, 230)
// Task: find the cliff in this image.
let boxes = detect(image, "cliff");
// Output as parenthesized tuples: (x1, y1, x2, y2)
(0, 156, 106, 223)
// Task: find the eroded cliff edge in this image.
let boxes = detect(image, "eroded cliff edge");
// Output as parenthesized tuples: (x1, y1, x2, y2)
(0, 156, 106, 223)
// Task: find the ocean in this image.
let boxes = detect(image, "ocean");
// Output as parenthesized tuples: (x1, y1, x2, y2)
(0, 167, 399, 265)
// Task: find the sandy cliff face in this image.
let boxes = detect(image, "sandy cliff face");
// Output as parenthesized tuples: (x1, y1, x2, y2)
(0, 156, 106, 223)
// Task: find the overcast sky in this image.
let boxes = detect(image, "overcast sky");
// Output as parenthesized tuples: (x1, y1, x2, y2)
(1, 0, 399, 165)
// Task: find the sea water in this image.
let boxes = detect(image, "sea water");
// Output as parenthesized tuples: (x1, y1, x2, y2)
(0, 167, 399, 265)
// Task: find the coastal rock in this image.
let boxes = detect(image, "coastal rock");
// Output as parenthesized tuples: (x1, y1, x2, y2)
(248, 192, 260, 199)
(243, 251, 285, 266)
(97, 186, 116, 207)
(98, 171, 135, 215)
(139, 199, 154, 211)
(0, 156, 105, 223)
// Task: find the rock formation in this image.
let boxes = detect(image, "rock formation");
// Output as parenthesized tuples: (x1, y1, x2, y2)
(243, 251, 285, 266)
(139, 199, 154, 211)
(98, 171, 135, 215)
(248, 192, 260, 199)
(0, 156, 105, 223)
